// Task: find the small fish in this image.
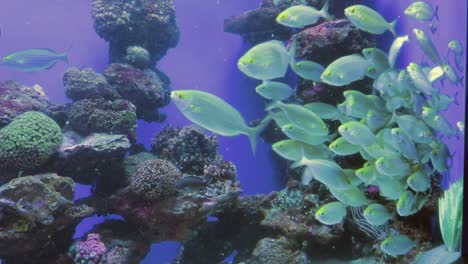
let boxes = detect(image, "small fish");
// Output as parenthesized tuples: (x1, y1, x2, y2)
(406, 63, 437, 95)
(255, 81, 294, 100)
(448, 40, 464, 71)
(273, 140, 331, 161)
(176, 175, 208, 190)
(363, 203, 392, 226)
(268, 101, 329, 136)
(430, 141, 451, 173)
(404, 1, 439, 21)
(366, 110, 391, 132)
(426, 65, 445, 83)
(292, 60, 325, 82)
(361, 139, 399, 160)
(329, 185, 370, 207)
(281, 123, 330, 146)
(238, 40, 289, 81)
(457, 121, 464, 134)
(329, 137, 361, 156)
(389, 35, 410, 68)
(397, 191, 428, 216)
(396, 114, 433, 144)
(380, 234, 417, 257)
(0, 48, 68, 72)
(407, 165, 431, 192)
(315, 201, 347, 225)
(293, 158, 350, 189)
(338, 90, 373, 119)
(362, 47, 390, 78)
(428, 92, 458, 112)
(421, 106, 455, 137)
(441, 64, 463, 86)
(375, 175, 406, 200)
(390, 128, 419, 161)
(375, 154, 410, 179)
(276, 1, 333, 28)
(345, 5, 397, 36)
(303, 102, 339, 120)
(355, 162, 378, 184)
(171, 90, 267, 153)
(321, 54, 371, 86)
(413, 28, 442, 65)
(343, 169, 362, 186)
(338, 121, 376, 146)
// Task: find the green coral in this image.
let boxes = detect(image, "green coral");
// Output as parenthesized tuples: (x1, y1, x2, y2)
(0, 111, 63, 172)
(438, 177, 463, 252)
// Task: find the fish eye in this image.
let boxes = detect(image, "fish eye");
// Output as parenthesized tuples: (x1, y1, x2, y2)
(326, 71, 332, 77)
(248, 58, 255, 64)
(178, 93, 185, 99)
(3, 56, 10, 61)
(351, 9, 355, 13)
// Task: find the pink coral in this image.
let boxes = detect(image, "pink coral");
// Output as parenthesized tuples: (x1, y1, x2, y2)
(74, 233, 107, 264)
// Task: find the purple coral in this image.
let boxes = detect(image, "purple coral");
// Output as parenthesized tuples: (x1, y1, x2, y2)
(0, 80, 51, 128)
(71, 233, 107, 264)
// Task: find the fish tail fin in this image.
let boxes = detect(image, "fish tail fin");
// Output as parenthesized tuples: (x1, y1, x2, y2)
(320, 0, 333, 21)
(246, 114, 273, 154)
(62, 53, 68, 63)
(265, 100, 281, 111)
(288, 38, 298, 71)
(434, 5, 439, 21)
(290, 156, 306, 169)
(453, 91, 460, 106)
(389, 19, 398, 36)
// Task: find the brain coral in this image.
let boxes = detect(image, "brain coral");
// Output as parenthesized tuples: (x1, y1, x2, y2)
(129, 159, 182, 201)
(0, 111, 63, 173)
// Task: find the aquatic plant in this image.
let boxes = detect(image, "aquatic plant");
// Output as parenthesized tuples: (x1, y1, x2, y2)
(0, 111, 62, 174)
(438, 177, 463, 252)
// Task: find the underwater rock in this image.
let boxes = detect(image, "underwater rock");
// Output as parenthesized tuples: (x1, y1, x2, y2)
(151, 126, 218, 175)
(128, 158, 183, 201)
(247, 237, 310, 264)
(96, 168, 242, 241)
(46, 102, 70, 128)
(91, 0, 179, 66)
(260, 182, 345, 244)
(0, 174, 94, 263)
(63, 67, 120, 102)
(103, 63, 169, 122)
(173, 195, 275, 264)
(53, 131, 130, 186)
(122, 152, 156, 184)
(124, 46, 151, 69)
(70, 220, 151, 264)
(68, 98, 137, 138)
(293, 19, 375, 65)
(0, 80, 51, 128)
(224, 5, 293, 44)
(0, 111, 63, 180)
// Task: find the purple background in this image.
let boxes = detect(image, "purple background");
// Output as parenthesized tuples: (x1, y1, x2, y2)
(0, 0, 466, 263)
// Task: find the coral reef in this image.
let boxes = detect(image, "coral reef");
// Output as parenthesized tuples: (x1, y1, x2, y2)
(293, 19, 375, 64)
(91, 0, 179, 66)
(53, 131, 130, 187)
(0, 174, 94, 263)
(0, 111, 62, 179)
(103, 63, 169, 122)
(124, 46, 151, 69)
(63, 67, 120, 101)
(247, 236, 310, 264)
(68, 233, 107, 264)
(151, 126, 218, 174)
(68, 98, 137, 137)
(0, 80, 50, 128)
(128, 158, 182, 201)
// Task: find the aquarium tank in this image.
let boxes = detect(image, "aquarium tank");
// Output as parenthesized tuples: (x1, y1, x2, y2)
(0, 0, 466, 263)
